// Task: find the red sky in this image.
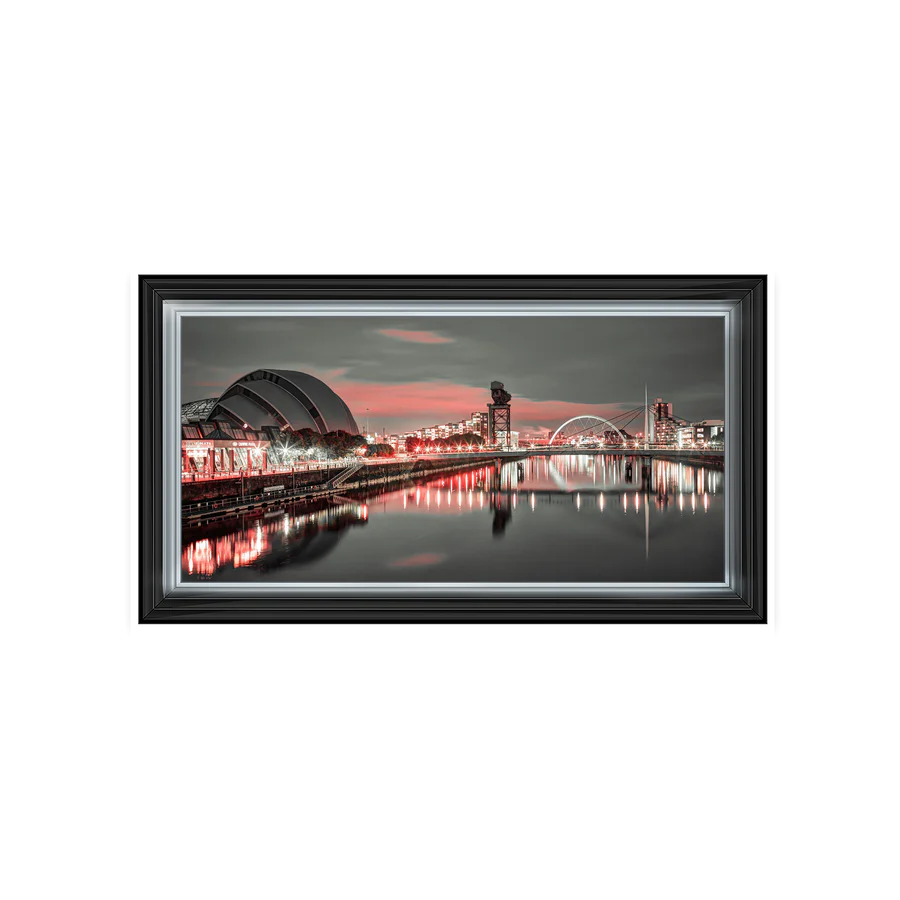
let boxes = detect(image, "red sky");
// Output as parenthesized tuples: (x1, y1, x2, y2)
(186, 368, 630, 435)
(310, 371, 630, 435)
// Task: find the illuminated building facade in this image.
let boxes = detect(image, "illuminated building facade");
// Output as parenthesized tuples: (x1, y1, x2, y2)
(652, 397, 678, 447)
(403, 410, 489, 445)
(181, 422, 271, 476)
(676, 420, 725, 448)
(181, 369, 361, 474)
(693, 420, 725, 446)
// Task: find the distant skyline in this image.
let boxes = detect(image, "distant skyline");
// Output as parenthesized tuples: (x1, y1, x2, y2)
(181, 316, 724, 435)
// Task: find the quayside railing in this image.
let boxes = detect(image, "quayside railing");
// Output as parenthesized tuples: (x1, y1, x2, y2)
(325, 461, 364, 489)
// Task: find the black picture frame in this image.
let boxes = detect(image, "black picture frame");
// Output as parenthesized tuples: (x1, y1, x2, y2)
(139, 275, 766, 623)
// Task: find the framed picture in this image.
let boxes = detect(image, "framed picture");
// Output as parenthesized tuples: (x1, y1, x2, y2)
(139, 275, 766, 623)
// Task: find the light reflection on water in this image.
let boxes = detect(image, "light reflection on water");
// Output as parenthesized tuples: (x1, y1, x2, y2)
(182, 454, 725, 583)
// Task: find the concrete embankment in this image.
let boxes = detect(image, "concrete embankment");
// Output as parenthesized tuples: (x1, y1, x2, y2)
(651, 451, 724, 469)
(182, 453, 516, 523)
(529, 448, 725, 468)
(182, 468, 332, 505)
(520, 447, 724, 469)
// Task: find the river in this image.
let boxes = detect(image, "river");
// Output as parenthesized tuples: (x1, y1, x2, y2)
(182, 454, 724, 584)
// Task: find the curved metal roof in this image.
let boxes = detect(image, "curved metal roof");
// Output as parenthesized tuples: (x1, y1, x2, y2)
(208, 369, 359, 435)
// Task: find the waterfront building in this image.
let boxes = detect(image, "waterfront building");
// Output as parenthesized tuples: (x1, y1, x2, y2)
(693, 420, 725, 446)
(181, 369, 360, 435)
(180, 368, 362, 476)
(652, 397, 678, 447)
(181, 421, 271, 476)
(675, 420, 726, 448)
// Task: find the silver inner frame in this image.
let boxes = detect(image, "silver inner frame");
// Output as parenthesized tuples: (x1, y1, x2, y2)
(163, 298, 739, 600)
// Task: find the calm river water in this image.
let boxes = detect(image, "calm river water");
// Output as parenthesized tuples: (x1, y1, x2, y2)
(182, 454, 724, 583)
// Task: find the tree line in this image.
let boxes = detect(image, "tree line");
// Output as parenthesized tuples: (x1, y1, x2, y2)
(269, 429, 399, 462)
(365, 443, 396, 458)
(269, 428, 488, 465)
(270, 428, 368, 463)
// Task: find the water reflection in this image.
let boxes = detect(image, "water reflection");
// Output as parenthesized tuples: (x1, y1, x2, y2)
(387, 552, 447, 569)
(183, 498, 367, 577)
(182, 454, 725, 583)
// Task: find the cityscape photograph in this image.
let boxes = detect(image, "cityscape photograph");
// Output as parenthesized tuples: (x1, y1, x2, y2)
(180, 316, 725, 583)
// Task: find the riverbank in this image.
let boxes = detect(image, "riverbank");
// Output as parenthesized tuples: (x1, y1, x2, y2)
(182, 453, 519, 524)
(520, 448, 725, 469)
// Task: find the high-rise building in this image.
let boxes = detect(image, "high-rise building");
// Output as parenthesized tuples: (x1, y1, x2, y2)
(653, 397, 678, 447)
(653, 398, 673, 420)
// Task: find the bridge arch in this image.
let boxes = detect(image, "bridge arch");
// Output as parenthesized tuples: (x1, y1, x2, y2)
(548, 415, 628, 447)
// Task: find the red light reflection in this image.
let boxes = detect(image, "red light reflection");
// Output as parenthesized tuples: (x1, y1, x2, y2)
(234, 525, 270, 568)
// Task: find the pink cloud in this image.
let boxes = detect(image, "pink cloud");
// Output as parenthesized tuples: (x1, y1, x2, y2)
(377, 329, 454, 344)
(387, 553, 446, 568)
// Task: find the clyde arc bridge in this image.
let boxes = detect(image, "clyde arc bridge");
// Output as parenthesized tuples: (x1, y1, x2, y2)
(481, 381, 711, 450)
(547, 414, 629, 447)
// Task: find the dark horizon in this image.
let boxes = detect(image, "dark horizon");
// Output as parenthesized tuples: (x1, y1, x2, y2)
(181, 316, 724, 435)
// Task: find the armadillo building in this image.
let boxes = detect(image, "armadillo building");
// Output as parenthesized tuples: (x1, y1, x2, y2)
(205, 369, 359, 434)
(181, 369, 360, 476)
